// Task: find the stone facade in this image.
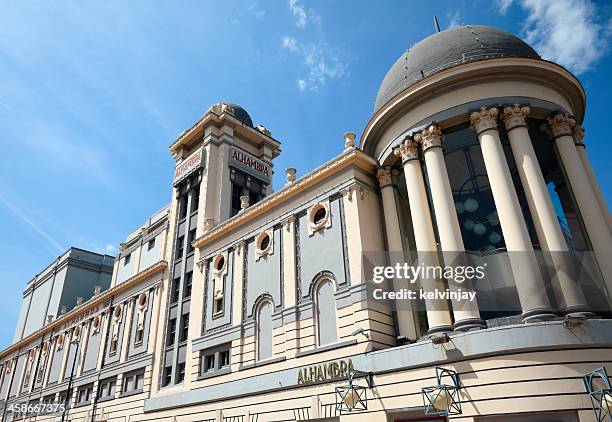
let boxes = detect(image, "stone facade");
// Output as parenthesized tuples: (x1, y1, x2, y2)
(0, 25, 611, 422)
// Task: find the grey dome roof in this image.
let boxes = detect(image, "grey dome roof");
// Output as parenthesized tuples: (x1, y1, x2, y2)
(223, 102, 253, 126)
(374, 25, 541, 111)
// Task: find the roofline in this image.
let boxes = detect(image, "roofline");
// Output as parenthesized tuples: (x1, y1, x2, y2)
(362, 57, 586, 154)
(169, 109, 281, 155)
(192, 148, 378, 250)
(0, 261, 168, 359)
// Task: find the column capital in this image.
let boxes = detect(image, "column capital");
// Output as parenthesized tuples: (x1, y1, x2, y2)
(414, 124, 443, 151)
(470, 106, 499, 135)
(377, 166, 398, 188)
(572, 124, 585, 147)
(503, 104, 530, 131)
(547, 113, 575, 138)
(393, 137, 419, 163)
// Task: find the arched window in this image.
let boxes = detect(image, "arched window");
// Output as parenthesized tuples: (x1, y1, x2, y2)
(256, 300, 273, 361)
(314, 279, 337, 346)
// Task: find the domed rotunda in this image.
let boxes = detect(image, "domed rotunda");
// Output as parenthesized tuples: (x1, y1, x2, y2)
(363, 24, 612, 335)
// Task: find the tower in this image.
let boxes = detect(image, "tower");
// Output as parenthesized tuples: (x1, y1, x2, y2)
(159, 102, 280, 387)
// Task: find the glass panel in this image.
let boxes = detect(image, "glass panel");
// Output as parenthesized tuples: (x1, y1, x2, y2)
(442, 123, 506, 252)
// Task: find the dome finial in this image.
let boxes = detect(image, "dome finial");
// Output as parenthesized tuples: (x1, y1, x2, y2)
(433, 16, 441, 33)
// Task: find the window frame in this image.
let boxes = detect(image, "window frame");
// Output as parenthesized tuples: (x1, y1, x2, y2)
(198, 343, 232, 380)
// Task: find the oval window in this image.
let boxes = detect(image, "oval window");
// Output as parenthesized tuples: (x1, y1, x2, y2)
(215, 255, 226, 272)
(138, 292, 147, 307)
(259, 234, 270, 251)
(313, 207, 327, 225)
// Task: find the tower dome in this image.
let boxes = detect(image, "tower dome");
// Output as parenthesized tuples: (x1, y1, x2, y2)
(218, 102, 254, 126)
(374, 25, 541, 111)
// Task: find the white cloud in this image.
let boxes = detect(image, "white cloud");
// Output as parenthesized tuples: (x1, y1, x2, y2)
(446, 10, 462, 28)
(282, 36, 298, 52)
(248, 4, 266, 19)
(506, 0, 609, 74)
(498, 0, 514, 14)
(281, 37, 347, 91)
(288, 0, 309, 28)
(105, 243, 116, 253)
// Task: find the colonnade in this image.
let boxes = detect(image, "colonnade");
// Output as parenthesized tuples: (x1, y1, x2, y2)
(377, 105, 612, 337)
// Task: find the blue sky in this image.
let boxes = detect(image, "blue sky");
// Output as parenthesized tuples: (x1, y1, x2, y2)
(1, 0, 611, 348)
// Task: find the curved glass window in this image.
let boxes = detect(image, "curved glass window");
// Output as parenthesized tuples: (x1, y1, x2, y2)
(442, 123, 537, 252)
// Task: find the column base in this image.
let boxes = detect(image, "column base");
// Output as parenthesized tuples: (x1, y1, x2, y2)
(521, 307, 557, 323)
(427, 324, 453, 335)
(453, 317, 486, 332)
(559, 304, 595, 317)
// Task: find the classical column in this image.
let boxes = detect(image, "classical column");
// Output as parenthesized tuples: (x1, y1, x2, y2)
(416, 125, 484, 330)
(393, 139, 453, 334)
(548, 113, 612, 298)
(470, 106, 555, 321)
(503, 105, 589, 314)
(572, 124, 612, 234)
(377, 166, 419, 340)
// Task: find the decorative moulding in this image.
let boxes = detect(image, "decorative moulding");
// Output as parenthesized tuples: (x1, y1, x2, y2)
(307, 201, 331, 236)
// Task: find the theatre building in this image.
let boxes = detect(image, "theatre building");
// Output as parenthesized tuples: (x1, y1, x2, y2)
(1, 25, 612, 422)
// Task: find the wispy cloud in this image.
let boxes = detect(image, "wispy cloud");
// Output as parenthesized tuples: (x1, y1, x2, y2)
(288, 0, 309, 28)
(446, 10, 462, 28)
(86, 242, 117, 254)
(282, 2, 347, 91)
(0, 101, 12, 110)
(281, 36, 347, 91)
(500, 0, 610, 74)
(0, 192, 65, 253)
(248, 4, 266, 19)
(497, 0, 514, 14)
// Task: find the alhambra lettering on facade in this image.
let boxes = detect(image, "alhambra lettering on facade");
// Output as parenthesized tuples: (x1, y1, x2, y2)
(297, 359, 354, 385)
(231, 149, 270, 177)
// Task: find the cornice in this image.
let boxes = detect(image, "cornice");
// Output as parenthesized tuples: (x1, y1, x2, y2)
(0, 260, 168, 360)
(361, 57, 586, 155)
(169, 110, 281, 155)
(192, 149, 378, 250)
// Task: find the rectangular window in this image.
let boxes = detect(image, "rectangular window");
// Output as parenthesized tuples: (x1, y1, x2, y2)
(98, 377, 116, 400)
(214, 296, 224, 315)
(147, 238, 155, 251)
(180, 314, 189, 343)
(188, 228, 196, 253)
(177, 363, 185, 383)
(191, 187, 200, 212)
(171, 278, 180, 303)
(76, 384, 93, 405)
(135, 326, 144, 345)
(204, 354, 215, 373)
(199, 343, 231, 378)
(58, 391, 69, 406)
(220, 350, 230, 368)
(122, 368, 145, 395)
(162, 366, 172, 387)
(167, 318, 176, 347)
(179, 194, 188, 219)
(124, 253, 131, 265)
(184, 272, 192, 299)
(176, 236, 184, 259)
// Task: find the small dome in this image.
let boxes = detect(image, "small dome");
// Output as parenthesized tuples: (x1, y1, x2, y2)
(216, 102, 253, 126)
(374, 25, 541, 112)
